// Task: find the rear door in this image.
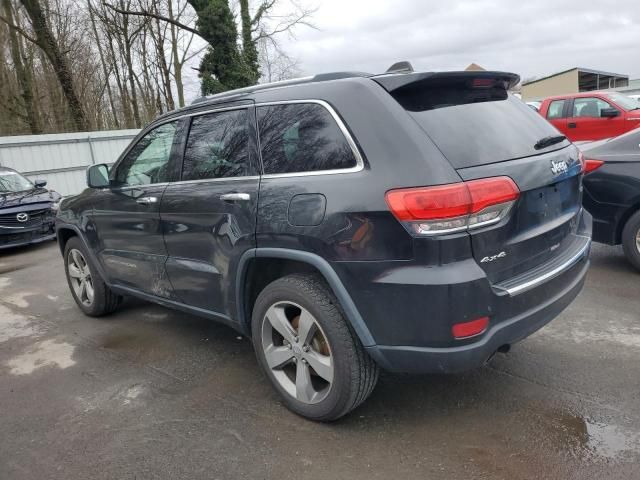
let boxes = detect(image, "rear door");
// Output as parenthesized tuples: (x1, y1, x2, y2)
(568, 96, 624, 141)
(377, 73, 586, 284)
(160, 105, 259, 317)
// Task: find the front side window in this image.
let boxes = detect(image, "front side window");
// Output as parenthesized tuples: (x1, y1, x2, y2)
(182, 109, 249, 181)
(572, 97, 614, 118)
(257, 103, 357, 174)
(0, 170, 33, 193)
(115, 121, 179, 186)
(546, 100, 566, 119)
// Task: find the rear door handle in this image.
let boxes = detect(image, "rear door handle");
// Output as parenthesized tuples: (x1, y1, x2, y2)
(568, 122, 577, 128)
(136, 196, 158, 205)
(220, 193, 250, 202)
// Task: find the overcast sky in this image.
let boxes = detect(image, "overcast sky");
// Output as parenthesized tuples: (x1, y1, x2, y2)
(183, 0, 640, 101)
(278, 0, 640, 80)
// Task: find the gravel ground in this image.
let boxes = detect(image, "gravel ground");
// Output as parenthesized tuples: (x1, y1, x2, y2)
(0, 241, 639, 479)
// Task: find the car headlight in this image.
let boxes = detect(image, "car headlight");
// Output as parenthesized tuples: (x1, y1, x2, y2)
(51, 197, 63, 212)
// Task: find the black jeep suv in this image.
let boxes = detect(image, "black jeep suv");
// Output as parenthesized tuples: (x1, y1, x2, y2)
(56, 69, 592, 421)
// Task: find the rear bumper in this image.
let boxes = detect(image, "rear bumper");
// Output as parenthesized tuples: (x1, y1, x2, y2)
(365, 255, 589, 373)
(334, 209, 592, 374)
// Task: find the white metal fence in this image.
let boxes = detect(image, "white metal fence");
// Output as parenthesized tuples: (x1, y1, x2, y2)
(0, 129, 140, 196)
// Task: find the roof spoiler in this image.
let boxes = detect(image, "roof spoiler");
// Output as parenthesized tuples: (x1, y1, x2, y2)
(373, 71, 520, 93)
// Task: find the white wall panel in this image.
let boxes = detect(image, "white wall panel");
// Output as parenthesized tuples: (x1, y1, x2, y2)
(0, 129, 139, 196)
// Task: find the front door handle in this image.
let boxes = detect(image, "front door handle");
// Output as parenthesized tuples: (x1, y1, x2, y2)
(568, 122, 577, 128)
(136, 196, 158, 205)
(220, 193, 250, 202)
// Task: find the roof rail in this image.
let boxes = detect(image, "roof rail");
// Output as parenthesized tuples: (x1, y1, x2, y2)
(190, 71, 372, 105)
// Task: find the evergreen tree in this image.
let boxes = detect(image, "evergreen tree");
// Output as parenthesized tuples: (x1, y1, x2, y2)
(188, 0, 255, 95)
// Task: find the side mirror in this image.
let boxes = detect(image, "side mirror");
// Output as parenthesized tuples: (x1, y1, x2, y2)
(87, 164, 110, 188)
(34, 179, 47, 188)
(601, 107, 620, 118)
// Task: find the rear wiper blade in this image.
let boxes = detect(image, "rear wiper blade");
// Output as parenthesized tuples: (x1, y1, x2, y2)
(534, 135, 567, 150)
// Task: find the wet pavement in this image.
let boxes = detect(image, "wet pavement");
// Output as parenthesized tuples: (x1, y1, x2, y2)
(1, 241, 639, 479)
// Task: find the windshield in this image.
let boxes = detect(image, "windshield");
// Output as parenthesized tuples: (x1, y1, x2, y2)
(0, 170, 34, 193)
(605, 92, 640, 110)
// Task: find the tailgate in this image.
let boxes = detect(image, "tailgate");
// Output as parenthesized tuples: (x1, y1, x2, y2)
(457, 146, 585, 284)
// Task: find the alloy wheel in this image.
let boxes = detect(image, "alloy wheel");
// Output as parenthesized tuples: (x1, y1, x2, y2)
(67, 249, 94, 307)
(261, 301, 334, 404)
(636, 229, 640, 253)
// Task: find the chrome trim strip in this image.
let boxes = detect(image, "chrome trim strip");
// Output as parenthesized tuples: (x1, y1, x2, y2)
(498, 236, 591, 296)
(109, 182, 169, 192)
(255, 99, 365, 178)
(169, 175, 260, 186)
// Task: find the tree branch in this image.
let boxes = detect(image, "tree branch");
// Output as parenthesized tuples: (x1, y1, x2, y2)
(0, 14, 38, 45)
(102, 2, 201, 37)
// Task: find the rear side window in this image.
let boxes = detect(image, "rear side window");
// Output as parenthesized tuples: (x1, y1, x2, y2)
(546, 100, 566, 119)
(390, 83, 566, 168)
(257, 103, 357, 174)
(182, 109, 249, 181)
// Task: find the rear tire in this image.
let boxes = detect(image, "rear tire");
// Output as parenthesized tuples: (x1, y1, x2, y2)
(251, 274, 379, 421)
(64, 237, 122, 316)
(621, 211, 640, 272)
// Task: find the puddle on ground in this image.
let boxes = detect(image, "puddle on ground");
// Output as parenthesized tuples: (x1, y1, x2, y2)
(6, 338, 76, 375)
(585, 420, 640, 459)
(545, 410, 640, 460)
(99, 332, 159, 352)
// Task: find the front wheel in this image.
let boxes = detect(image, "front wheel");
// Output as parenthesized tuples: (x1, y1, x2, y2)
(251, 274, 379, 421)
(622, 211, 640, 272)
(64, 237, 122, 316)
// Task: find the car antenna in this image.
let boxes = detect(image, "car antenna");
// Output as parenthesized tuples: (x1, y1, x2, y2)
(385, 61, 414, 74)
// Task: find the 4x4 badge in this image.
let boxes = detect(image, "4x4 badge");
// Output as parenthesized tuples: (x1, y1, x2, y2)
(550, 159, 568, 175)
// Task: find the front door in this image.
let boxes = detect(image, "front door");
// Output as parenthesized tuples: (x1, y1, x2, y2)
(161, 106, 259, 318)
(569, 96, 624, 141)
(93, 120, 183, 297)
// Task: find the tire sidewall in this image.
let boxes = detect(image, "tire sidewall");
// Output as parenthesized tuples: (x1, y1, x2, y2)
(64, 237, 101, 315)
(251, 277, 357, 420)
(622, 212, 640, 272)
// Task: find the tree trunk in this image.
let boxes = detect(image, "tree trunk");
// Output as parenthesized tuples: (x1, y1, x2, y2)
(167, 0, 184, 107)
(119, 0, 141, 127)
(19, 0, 88, 131)
(87, 0, 120, 128)
(239, 0, 259, 83)
(3, 0, 41, 133)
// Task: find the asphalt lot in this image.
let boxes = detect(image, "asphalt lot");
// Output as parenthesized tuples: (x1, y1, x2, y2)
(1, 241, 639, 479)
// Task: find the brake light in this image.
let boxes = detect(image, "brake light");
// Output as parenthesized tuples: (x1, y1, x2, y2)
(583, 158, 604, 174)
(452, 316, 489, 339)
(385, 177, 520, 235)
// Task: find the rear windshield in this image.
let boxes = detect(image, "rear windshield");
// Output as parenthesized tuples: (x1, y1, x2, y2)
(392, 85, 566, 168)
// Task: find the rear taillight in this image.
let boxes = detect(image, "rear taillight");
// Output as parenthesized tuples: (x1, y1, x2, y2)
(584, 158, 604, 174)
(385, 176, 520, 235)
(578, 151, 604, 174)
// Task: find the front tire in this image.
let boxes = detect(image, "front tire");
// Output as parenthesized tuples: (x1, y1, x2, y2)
(64, 237, 121, 316)
(251, 274, 379, 421)
(621, 211, 640, 272)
